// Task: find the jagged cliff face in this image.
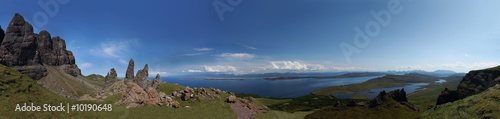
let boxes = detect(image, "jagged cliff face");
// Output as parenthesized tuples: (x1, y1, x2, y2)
(436, 66, 500, 105)
(0, 13, 95, 100)
(0, 25, 4, 43)
(456, 68, 500, 97)
(0, 13, 81, 80)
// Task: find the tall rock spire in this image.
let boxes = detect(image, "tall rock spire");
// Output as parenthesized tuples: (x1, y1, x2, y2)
(126, 58, 134, 79)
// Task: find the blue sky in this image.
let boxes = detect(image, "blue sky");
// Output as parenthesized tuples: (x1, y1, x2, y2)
(1, 0, 500, 76)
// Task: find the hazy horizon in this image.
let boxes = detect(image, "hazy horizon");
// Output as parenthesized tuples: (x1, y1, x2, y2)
(1, 0, 499, 77)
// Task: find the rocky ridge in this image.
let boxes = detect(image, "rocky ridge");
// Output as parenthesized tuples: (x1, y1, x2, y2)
(436, 66, 500, 105)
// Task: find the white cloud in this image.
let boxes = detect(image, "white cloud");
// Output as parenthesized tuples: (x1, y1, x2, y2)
(204, 65, 237, 72)
(219, 53, 255, 60)
(90, 39, 137, 58)
(149, 71, 168, 75)
(194, 48, 214, 51)
(269, 61, 308, 70)
(81, 63, 93, 68)
(118, 59, 128, 65)
(187, 69, 203, 72)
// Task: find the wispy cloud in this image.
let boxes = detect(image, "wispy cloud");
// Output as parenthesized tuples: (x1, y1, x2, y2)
(81, 62, 93, 68)
(90, 39, 137, 58)
(182, 52, 206, 56)
(194, 48, 214, 51)
(219, 53, 255, 60)
(149, 71, 168, 75)
(187, 69, 203, 72)
(118, 59, 128, 65)
(238, 43, 257, 50)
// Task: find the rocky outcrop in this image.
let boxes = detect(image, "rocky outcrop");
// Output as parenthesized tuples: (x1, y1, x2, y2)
(436, 66, 500, 105)
(104, 68, 119, 88)
(435, 88, 460, 105)
(229, 97, 266, 119)
(134, 64, 152, 89)
(368, 89, 416, 111)
(0, 13, 81, 80)
(122, 58, 161, 90)
(115, 82, 179, 108)
(125, 58, 134, 79)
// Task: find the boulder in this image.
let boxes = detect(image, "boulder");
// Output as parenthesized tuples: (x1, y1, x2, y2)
(172, 92, 178, 97)
(171, 101, 180, 108)
(184, 86, 194, 93)
(182, 92, 191, 101)
(227, 95, 237, 103)
(215, 89, 222, 94)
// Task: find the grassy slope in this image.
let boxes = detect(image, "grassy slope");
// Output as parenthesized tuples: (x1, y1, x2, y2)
(84, 74, 105, 88)
(407, 76, 462, 111)
(38, 65, 96, 98)
(0, 64, 102, 118)
(0, 64, 237, 118)
(304, 99, 421, 119)
(266, 95, 368, 113)
(419, 85, 500, 119)
(312, 73, 440, 96)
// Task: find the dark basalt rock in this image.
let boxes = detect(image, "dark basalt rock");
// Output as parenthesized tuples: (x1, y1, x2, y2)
(134, 64, 152, 90)
(0, 13, 38, 66)
(369, 89, 412, 109)
(436, 88, 460, 105)
(436, 67, 500, 105)
(105, 68, 119, 88)
(0, 13, 82, 80)
(125, 58, 134, 79)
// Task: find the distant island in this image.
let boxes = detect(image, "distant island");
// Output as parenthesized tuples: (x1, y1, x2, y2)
(263, 72, 387, 80)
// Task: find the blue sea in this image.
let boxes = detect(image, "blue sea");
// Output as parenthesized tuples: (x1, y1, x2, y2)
(157, 75, 428, 98)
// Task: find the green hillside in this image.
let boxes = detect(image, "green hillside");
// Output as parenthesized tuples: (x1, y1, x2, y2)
(419, 85, 500, 119)
(312, 73, 441, 96)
